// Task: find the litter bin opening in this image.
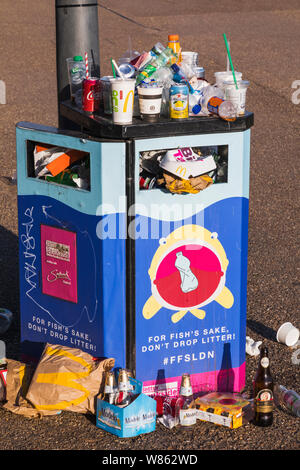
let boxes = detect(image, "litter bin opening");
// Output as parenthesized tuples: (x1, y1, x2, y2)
(139, 145, 228, 193)
(26, 140, 91, 191)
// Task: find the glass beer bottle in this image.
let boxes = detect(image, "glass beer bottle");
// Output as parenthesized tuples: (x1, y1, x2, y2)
(115, 369, 133, 408)
(253, 346, 274, 427)
(175, 373, 197, 428)
(103, 371, 116, 405)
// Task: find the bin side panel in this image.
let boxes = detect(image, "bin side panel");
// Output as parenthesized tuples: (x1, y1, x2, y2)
(18, 195, 126, 366)
(134, 130, 250, 395)
(16, 125, 127, 365)
(135, 197, 248, 395)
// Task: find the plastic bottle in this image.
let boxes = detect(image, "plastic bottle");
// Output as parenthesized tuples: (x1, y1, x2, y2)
(0, 308, 13, 334)
(167, 34, 182, 63)
(175, 252, 198, 293)
(200, 85, 237, 121)
(275, 385, 300, 417)
(136, 47, 177, 85)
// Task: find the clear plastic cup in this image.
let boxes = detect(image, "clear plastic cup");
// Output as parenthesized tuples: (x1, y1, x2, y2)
(66, 57, 92, 102)
(110, 78, 136, 125)
(100, 76, 114, 114)
(223, 79, 250, 115)
(214, 71, 242, 89)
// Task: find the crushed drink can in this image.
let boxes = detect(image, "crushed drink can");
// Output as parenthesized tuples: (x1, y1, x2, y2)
(82, 77, 101, 114)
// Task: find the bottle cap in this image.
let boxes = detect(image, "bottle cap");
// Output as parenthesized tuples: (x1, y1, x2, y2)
(192, 104, 202, 115)
(73, 55, 83, 61)
(168, 34, 179, 41)
(171, 63, 180, 73)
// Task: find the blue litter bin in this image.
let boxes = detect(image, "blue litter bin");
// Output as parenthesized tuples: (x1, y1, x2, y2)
(16, 107, 254, 395)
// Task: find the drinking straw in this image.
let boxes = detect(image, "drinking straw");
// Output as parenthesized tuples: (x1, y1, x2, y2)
(110, 58, 116, 78)
(223, 33, 238, 89)
(85, 52, 89, 79)
(112, 59, 125, 80)
(226, 40, 230, 72)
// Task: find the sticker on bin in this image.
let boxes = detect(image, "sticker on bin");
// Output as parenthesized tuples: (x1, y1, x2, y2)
(159, 147, 216, 180)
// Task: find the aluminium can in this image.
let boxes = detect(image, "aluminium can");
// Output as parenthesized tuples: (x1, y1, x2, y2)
(82, 77, 101, 114)
(169, 83, 189, 120)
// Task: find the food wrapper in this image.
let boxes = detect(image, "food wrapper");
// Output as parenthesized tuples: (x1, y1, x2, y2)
(195, 392, 251, 429)
(26, 344, 114, 415)
(158, 172, 213, 194)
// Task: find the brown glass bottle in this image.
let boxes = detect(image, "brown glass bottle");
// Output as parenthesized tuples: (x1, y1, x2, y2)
(253, 346, 274, 427)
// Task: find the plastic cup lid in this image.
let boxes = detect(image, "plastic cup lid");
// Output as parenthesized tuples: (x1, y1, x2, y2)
(223, 79, 249, 87)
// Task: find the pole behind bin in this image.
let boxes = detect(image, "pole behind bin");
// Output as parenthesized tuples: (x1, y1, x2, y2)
(55, 0, 100, 129)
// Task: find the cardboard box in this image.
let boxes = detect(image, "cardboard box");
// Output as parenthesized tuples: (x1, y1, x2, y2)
(195, 392, 250, 429)
(96, 377, 157, 438)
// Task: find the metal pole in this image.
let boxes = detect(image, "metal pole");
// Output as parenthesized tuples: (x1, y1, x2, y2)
(55, 0, 100, 129)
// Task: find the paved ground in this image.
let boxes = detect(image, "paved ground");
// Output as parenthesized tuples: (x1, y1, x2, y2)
(0, 0, 299, 451)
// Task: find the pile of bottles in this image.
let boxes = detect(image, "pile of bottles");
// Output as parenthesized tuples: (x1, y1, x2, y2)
(103, 369, 136, 408)
(114, 34, 246, 122)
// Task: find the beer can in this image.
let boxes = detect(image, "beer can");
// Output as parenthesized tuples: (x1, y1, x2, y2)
(82, 77, 101, 114)
(169, 83, 189, 120)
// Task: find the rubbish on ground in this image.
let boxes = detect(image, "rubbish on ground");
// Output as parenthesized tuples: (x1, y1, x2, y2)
(0, 362, 7, 403)
(0, 342, 7, 402)
(253, 346, 274, 427)
(195, 392, 251, 429)
(25, 344, 114, 416)
(114, 369, 135, 407)
(103, 371, 117, 405)
(0, 308, 13, 334)
(276, 322, 300, 347)
(0, 341, 5, 363)
(246, 336, 262, 356)
(274, 384, 300, 417)
(175, 373, 197, 428)
(2, 358, 56, 417)
(96, 375, 156, 438)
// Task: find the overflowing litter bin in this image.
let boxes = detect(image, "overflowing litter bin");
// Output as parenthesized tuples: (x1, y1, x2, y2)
(17, 107, 253, 395)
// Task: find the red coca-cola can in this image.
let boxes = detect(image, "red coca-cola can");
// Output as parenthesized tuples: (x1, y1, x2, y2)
(82, 77, 101, 113)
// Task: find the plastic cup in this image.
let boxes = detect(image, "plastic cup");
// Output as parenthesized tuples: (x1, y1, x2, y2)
(223, 79, 250, 115)
(100, 76, 114, 114)
(138, 86, 163, 122)
(66, 57, 92, 102)
(181, 51, 198, 66)
(276, 322, 300, 347)
(214, 71, 242, 89)
(110, 78, 135, 125)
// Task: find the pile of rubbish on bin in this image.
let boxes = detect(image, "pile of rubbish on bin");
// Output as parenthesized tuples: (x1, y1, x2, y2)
(0, 317, 299, 438)
(68, 33, 250, 125)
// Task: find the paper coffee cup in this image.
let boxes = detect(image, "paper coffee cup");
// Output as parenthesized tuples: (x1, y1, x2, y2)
(276, 322, 299, 346)
(223, 79, 250, 115)
(138, 86, 163, 122)
(110, 78, 135, 125)
(214, 71, 242, 89)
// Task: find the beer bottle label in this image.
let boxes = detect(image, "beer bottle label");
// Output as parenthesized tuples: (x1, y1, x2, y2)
(179, 408, 197, 426)
(255, 389, 274, 413)
(179, 386, 193, 396)
(260, 357, 269, 368)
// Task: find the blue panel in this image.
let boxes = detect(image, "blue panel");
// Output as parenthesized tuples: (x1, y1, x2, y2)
(135, 197, 249, 385)
(18, 195, 126, 366)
